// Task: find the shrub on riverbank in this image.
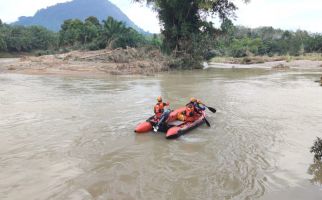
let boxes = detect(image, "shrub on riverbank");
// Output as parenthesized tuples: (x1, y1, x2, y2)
(311, 137, 322, 161)
(212, 26, 322, 62)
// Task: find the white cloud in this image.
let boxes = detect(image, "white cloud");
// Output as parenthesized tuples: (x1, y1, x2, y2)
(234, 0, 322, 33)
(109, 0, 160, 33)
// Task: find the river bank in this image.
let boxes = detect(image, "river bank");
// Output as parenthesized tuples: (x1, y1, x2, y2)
(208, 59, 322, 70)
(0, 48, 170, 76)
(211, 54, 322, 64)
(1, 50, 322, 76)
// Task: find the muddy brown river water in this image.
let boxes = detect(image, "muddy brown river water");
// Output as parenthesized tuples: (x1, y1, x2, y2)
(0, 65, 322, 200)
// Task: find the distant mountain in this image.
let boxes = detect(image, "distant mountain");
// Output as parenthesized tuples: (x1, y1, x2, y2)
(14, 0, 148, 34)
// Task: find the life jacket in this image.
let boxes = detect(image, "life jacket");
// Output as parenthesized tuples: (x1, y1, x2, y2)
(194, 102, 204, 114)
(154, 102, 165, 118)
(177, 112, 186, 121)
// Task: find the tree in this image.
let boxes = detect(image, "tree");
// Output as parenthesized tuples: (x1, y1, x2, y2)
(4, 26, 33, 52)
(85, 16, 100, 27)
(59, 19, 84, 46)
(134, 0, 249, 52)
(149, 34, 162, 48)
(102, 17, 129, 49)
(0, 19, 6, 51)
(220, 18, 235, 44)
(83, 17, 101, 44)
(307, 34, 322, 53)
(0, 33, 6, 51)
(57, 17, 148, 50)
(29, 26, 58, 50)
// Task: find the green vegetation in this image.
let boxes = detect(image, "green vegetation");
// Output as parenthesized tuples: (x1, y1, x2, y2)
(311, 137, 322, 160)
(134, 0, 322, 67)
(58, 16, 155, 50)
(134, 0, 250, 68)
(0, 16, 158, 56)
(0, 23, 57, 53)
(215, 25, 322, 58)
(1, 10, 322, 68)
(58, 16, 154, 50)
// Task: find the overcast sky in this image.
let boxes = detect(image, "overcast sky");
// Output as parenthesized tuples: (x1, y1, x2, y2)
(0, 0, 322, 33)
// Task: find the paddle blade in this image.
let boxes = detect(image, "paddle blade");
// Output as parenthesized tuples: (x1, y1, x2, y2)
(204, 118, 211, 127)
(207, 106, 217, 113)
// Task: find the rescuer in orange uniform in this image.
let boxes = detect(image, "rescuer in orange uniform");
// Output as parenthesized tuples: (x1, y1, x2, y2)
(154, 96, 169, 119)
(153, 96, 170, 132)
(177, 97, 205, 122)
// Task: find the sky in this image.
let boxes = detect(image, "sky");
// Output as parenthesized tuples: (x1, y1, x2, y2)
(0, 0, 322, 33)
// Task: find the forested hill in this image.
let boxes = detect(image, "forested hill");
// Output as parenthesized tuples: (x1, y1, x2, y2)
(13, 0, 147, 33)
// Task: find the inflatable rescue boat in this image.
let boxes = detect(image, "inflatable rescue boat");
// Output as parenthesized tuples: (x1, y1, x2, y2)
(135, 107, 206, 139)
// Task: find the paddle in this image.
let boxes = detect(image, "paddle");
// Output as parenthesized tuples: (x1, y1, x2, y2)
(203, 117, 211, 127)
(200, 103, 215, 127)
(204, 105, 216, 113)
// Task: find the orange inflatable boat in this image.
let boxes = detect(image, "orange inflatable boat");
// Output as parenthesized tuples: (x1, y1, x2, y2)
(135, 107, 206, 139)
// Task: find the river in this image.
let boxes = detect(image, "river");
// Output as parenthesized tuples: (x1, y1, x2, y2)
(0, 65, 322, 199)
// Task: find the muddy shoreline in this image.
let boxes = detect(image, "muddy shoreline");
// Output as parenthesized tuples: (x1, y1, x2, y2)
(208, 60, 322, 70)
(1, 50, 322, 76)
(0, 48, 170, 76)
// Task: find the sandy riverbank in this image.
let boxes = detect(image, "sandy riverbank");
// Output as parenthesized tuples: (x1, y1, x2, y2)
(1, 50, 322, 76)
(0, 48, 169, 76)
(208, 60, 322, 70)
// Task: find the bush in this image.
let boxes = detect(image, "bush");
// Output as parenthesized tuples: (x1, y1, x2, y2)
(34, 50, 55, 56)
(83, 41, 101, 51)
(311, 137, 322, 160)
(169, 54, 203, 69)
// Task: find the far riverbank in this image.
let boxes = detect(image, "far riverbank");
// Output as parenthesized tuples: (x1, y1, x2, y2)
(0, 48, 170, 76)
(1, 51, 322, 76)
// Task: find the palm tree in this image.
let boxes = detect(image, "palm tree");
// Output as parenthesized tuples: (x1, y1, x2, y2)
(102, 17, 129, 49)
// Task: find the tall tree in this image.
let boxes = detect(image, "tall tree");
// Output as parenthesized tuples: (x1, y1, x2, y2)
(83, 16, 101, 44)
(59, 19, 84, 46)
(0, 33, 6, 51)
(134, 0, 249, 55)
(29, 26, 58, 50)
(5, 26, 33, 52)
(0, 19, 6, 51)
(102, 17, 129, 49)
(85, 16, 101, 27)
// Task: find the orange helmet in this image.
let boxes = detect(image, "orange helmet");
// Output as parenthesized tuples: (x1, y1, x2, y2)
(157, 96, 162, 102)
(190, 97, 197, 103)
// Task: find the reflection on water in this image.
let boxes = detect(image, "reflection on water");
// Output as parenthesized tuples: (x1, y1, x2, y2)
(0, 66, 322, 200)
(308, 160, 322, 186)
